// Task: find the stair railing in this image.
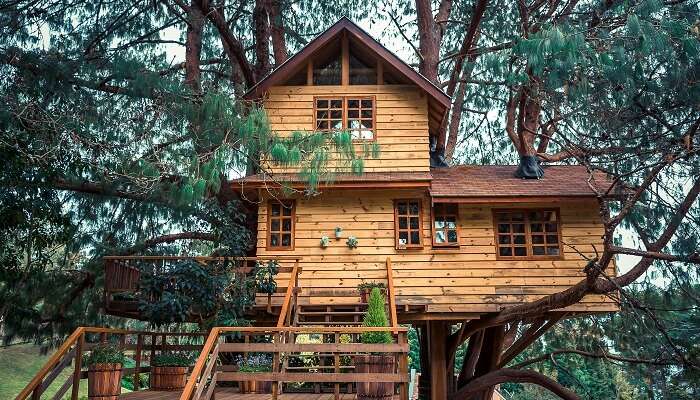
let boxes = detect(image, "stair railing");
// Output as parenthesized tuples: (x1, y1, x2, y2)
(15, 327, 206, 400)
(276, 258, 302, 327)
(180, 326, 411, 400)
(386, 257, 399, 330)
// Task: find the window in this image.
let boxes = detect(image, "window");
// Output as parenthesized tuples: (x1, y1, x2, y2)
(432, 203, 459, 247)
(313, 51, 341, 85)
(267, 200, 295, 250)
(395, 199, 423, 249)
(494, 209, 561, 259)
(314, 97, 375, 140)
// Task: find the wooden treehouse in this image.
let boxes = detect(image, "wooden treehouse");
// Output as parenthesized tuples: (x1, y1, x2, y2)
(18, 18, 620, 400)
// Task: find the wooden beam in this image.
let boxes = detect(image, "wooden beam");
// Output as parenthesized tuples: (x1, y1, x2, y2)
(386, 257, 399, 331)
(341, 33, 349, 85)
(307, 60, 313, 85)
(377, 60, 384, 85)
(429, 321, 449, 400)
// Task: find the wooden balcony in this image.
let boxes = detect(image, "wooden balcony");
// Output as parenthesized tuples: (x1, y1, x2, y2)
(103, 256, 301, 321)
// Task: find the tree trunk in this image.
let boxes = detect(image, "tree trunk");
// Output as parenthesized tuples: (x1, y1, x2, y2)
(268, 0, 288, 66)
(253, 0, 271, 79)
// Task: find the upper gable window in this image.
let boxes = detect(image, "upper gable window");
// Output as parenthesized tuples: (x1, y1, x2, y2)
(314, 97, 375, 140)
(350, 53, 376, 85)
(313, 50, 341, 85)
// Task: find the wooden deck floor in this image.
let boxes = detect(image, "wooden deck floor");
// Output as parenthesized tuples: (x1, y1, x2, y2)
(120, 388, 400, 400)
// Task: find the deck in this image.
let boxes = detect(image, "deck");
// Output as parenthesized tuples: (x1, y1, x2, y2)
(120, 389, 401, 399)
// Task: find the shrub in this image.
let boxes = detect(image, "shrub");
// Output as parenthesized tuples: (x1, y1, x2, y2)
(152, 353, 192, 367)
(360, 288, 393, 344)
(357, 281, 385, 292)
(85, 344, 125, 366)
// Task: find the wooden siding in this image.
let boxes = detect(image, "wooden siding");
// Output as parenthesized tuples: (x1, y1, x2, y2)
(262, 85, 430, 173)
(256, 190, 617, 317)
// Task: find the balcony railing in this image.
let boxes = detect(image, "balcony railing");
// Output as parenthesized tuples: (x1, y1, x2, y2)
(103, 256, 301, 319)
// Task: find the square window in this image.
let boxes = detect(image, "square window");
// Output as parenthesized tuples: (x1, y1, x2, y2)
(331, 110, 342, 119)
(348, 110, 359, 118)
(361, 109, 372, 118)
(399, 218, 407, 230)
(533, 246, 545, 255)
(316, 99, 328, 108)
(493, 209, 561, 258)
(282, 219, 292, 231)
(271, 220, 280, 231)
(348, 99, 359, 108)
(498, 224, 511, 233)
(410, 217, 419, 229)
(410, 231, 420, 244)
(447, 230, 458, 243)
(514, 235, 526, 244)
(500, 247, 513, 256)
(330, 99, 342, 108)
(499, 235, 511, 244)
(514, 247, 527, 256)
(361, 99, 372, 108)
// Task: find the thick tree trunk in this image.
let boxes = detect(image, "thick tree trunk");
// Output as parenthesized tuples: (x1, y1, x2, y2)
(428, 320, 450, 400)
(184, 1, 205, 93)
(268, 0, 288, 66)
(253, 0, 271, 79)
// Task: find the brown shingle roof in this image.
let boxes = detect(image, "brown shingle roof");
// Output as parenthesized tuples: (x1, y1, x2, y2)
(430, 165, 618, 198)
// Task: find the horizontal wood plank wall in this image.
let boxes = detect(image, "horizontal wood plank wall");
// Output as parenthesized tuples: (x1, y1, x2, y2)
(256, 190, 617, 317)
(262, 85, 430, 173)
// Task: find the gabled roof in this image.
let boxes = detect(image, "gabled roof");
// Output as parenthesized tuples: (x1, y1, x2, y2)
(243, 17, 451, 123)
(430, 165, 623, 200)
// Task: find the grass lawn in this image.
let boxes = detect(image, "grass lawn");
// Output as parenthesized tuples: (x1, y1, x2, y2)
(0, 343, 89, 400)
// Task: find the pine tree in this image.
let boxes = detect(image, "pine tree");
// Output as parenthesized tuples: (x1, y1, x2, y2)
(361, 288, 392, 345)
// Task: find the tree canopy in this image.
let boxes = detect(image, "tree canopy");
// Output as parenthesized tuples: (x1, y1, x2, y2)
(1, 0, 699, 398)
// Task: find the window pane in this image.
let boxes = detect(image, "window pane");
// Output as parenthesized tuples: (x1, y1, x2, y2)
(397, 203, 407, 215)
(499, 247, 512, 256)
(546, 235, 559, 244)
(331, 110, 342, 119)
(512, 212, 525, 221)
(314, 55, 341, 85)
(361, 109, 372, 118)
(270, 234, 279, 247)
(361, 120, 372, 129)
(271, 204, 281, 216)
(331, 120, 342, 130)
(531, 223, 543, 232)
(544, 211, 556, 221)
(410, 217, 419, 229)
(410, 231, 420, 244)
(533, 246, 545, 255)
(545, 223, 558, 232)
(446, 217, 456, 229)
(361, 99, 372, 108)
(348, 99, 359, 108)
(547, 247, 560, 255)
(498, 235, 511, 244)
(330, 99, 342, 108)
(409, 202, 420, 215)
(282, 219, 292, 231)
(399, 231, 408, 244)
(514, 247, 527, 256)
(514, 235, 526, 244)
(282, 206, 292, 216)
(348, 110, 359, 118)
(281, 234, 291, 246)
(316, 99, 328, 108)
(435, 231, 445, 243)
(399, 217, 407, 230)
(435, 220, 445, 229)
(271, 220, 280, 231)
(497, 213, 510, 222)
(513, 224, 525, 233)
(317, 120, 328, 130)
(529, 211, 543, 221)
(447, 230, 458, 243)
(359, 130, 373, 140)
(350, 120, 360, 129)
(532, 235, 544, 244)
(498, 224, 511, 233)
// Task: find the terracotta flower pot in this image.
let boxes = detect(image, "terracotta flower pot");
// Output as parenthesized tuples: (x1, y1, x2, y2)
(150, 366, 188, 391)
(87, 363, 122, 400)
(355, 354, 395, 399)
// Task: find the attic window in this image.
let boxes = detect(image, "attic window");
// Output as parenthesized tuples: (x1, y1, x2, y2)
(314, 97, 375, 140)
(494, 209, 561, 259)
(313, 53, 341, 85)
(349, 53, 376, 85)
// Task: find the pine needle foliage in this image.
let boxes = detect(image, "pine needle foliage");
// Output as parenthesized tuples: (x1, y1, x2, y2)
(361, 288, 393, 345)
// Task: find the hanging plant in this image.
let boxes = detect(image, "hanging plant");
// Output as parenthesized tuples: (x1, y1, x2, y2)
(320, 236, 330, 248)
(335, 227, 343, 239)
(346, 236, 358, 249)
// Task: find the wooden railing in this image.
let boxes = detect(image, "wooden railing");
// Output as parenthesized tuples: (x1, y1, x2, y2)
(276, 259, 301, 327)
(386, 257, 399, 329)
(181, 326, 410, 400)
(103, 256, 302, 318)
(15, 327, 206, 400)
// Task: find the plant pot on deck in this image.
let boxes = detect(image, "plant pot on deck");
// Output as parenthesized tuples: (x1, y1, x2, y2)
(355, 354, 395, 399)
(150, 366, 188, 391)
(87, 363, 122, 400)
(239, 380, 272, 394)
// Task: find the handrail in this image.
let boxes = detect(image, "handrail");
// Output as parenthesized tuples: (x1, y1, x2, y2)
(386, 257, 399, 330)
(181, 325, 410, 400)
(276, 258, 301, 327)
(16, 327, 207, 400)
(15, 327, 129, 400)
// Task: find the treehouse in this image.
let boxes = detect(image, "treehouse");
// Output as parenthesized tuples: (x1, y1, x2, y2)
(21, 18, 621, 400)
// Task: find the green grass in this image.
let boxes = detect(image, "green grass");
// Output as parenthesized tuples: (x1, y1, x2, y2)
(0, 343, 89, 400)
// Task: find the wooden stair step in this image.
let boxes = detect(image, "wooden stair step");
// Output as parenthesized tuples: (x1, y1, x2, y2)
(297, 311, 364, 316)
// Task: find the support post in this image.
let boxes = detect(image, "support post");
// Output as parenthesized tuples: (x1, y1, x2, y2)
(71, 333, 84, 400)
(134, 333, 143, 391)
(428, 321, 449, 400)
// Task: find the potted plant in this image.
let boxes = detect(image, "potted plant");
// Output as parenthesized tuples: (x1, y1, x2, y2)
(320, 236, 330, 248)
(356, 288, 395, 399)
(150, 353, 192, 391)
(238, 354, 273, 394)
(346, 236, 359, 249)
(357, 282, 386, 303)
(85, 344, 125, 400)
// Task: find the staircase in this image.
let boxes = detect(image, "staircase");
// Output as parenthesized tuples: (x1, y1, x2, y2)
(294, 303, 366, 326)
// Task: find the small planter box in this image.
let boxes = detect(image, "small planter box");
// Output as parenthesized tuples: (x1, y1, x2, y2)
(87, 363, 122, 400)
(239, 380, 272, 394)
(150, 366, 188, 391)
(355, 354, 395, 399)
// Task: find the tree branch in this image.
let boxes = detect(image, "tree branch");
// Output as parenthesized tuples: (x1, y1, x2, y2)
(450, 368, 580, 400)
